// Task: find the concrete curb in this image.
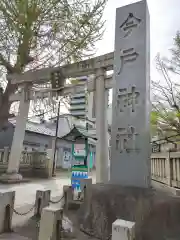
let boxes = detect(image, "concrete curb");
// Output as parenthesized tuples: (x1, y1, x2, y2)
(152, 180, 180, 196)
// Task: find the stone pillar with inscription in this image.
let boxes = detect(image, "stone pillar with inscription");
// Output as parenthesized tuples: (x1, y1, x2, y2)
(110, 0, 151, 188)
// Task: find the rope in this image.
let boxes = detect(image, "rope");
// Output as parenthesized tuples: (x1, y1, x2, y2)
(49, 194, 64, 204)
(12, 204, 35, 216)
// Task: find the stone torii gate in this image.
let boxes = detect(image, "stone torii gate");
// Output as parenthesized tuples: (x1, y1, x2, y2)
(4, 52, 114, 183)
(3, 0, 150, 189)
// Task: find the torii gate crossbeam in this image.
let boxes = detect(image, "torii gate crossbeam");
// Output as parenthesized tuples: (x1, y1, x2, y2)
(8, 52, 114, 85)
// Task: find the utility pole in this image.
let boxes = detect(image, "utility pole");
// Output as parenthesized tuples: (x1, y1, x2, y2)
(52, 101, 60, 176)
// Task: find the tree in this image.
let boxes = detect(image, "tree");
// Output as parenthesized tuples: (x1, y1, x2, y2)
(152, 31, 180, 137)
(0, 0, 107, 129)
(150, 110, 160, 137)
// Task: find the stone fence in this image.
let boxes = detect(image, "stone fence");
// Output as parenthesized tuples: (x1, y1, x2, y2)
(0, 148, 52, 178)
(1, 147, 180, 184)
(151, 152, 180, 188)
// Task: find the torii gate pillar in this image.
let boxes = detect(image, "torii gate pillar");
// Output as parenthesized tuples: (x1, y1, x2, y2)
(0, 87, 30, 182)
(95, 68, 109, 183)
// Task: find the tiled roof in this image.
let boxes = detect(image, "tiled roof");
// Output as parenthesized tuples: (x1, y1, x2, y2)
(60, 125, 97, 141)
(77, 127, 97, 139)
(8, 118, 97, 140)
(9, 119, 55, 136)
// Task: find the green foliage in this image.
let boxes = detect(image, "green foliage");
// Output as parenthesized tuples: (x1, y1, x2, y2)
(151, 30, 180, 136)
(0, 0, 107, 128)
(174, 31, 180, 48)
(151, 111, 159, 125)
(150, 111, 159, 137)
(0, 0, 107, 74)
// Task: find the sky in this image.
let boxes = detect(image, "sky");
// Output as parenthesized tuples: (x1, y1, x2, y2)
(58, 0, 180, 114)
(33, 0, 180, 116)
(95, 0, 180, 81)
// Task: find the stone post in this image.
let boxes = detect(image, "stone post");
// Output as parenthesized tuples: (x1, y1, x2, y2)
(112, 219, 135, 240)
(166, 151, 172, 186)
(0, 86, 30, 181)
(0, 191, 15, 233)
(38, 207, 63, 240)
(95, 68, 109, 183)
(34, 190, 51, 217)
(63, 185, 73, 210)
(80, 178, 92, 213)
(2, 147, 9, 163)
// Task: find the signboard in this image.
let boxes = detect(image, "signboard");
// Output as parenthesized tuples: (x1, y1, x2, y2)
(73, 144, 86, 157)
(71, 166, 88, 190)
(63, 148, 71, 162)
(62, 147, 72, 169)
(71, 142, 88, 191)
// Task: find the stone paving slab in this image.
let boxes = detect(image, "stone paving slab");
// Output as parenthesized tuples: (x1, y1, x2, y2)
(13, 216, 39, 240)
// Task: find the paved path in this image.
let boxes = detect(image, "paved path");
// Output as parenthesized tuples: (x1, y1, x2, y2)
(0, 171, 96, 208)
(0, 173, 177, 240)
(0, 173, 72, 208)
(0, 171, 96, 239)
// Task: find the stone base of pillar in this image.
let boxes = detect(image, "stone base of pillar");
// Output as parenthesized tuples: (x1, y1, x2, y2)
(0, 172, 29, 184)
(78, 184, 180, 239)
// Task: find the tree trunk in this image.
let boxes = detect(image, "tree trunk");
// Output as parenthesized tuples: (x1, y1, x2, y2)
(0, 81, 17, 131)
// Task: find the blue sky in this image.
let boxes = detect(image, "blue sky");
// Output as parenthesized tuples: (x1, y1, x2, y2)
(95, 0, 180, 80)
